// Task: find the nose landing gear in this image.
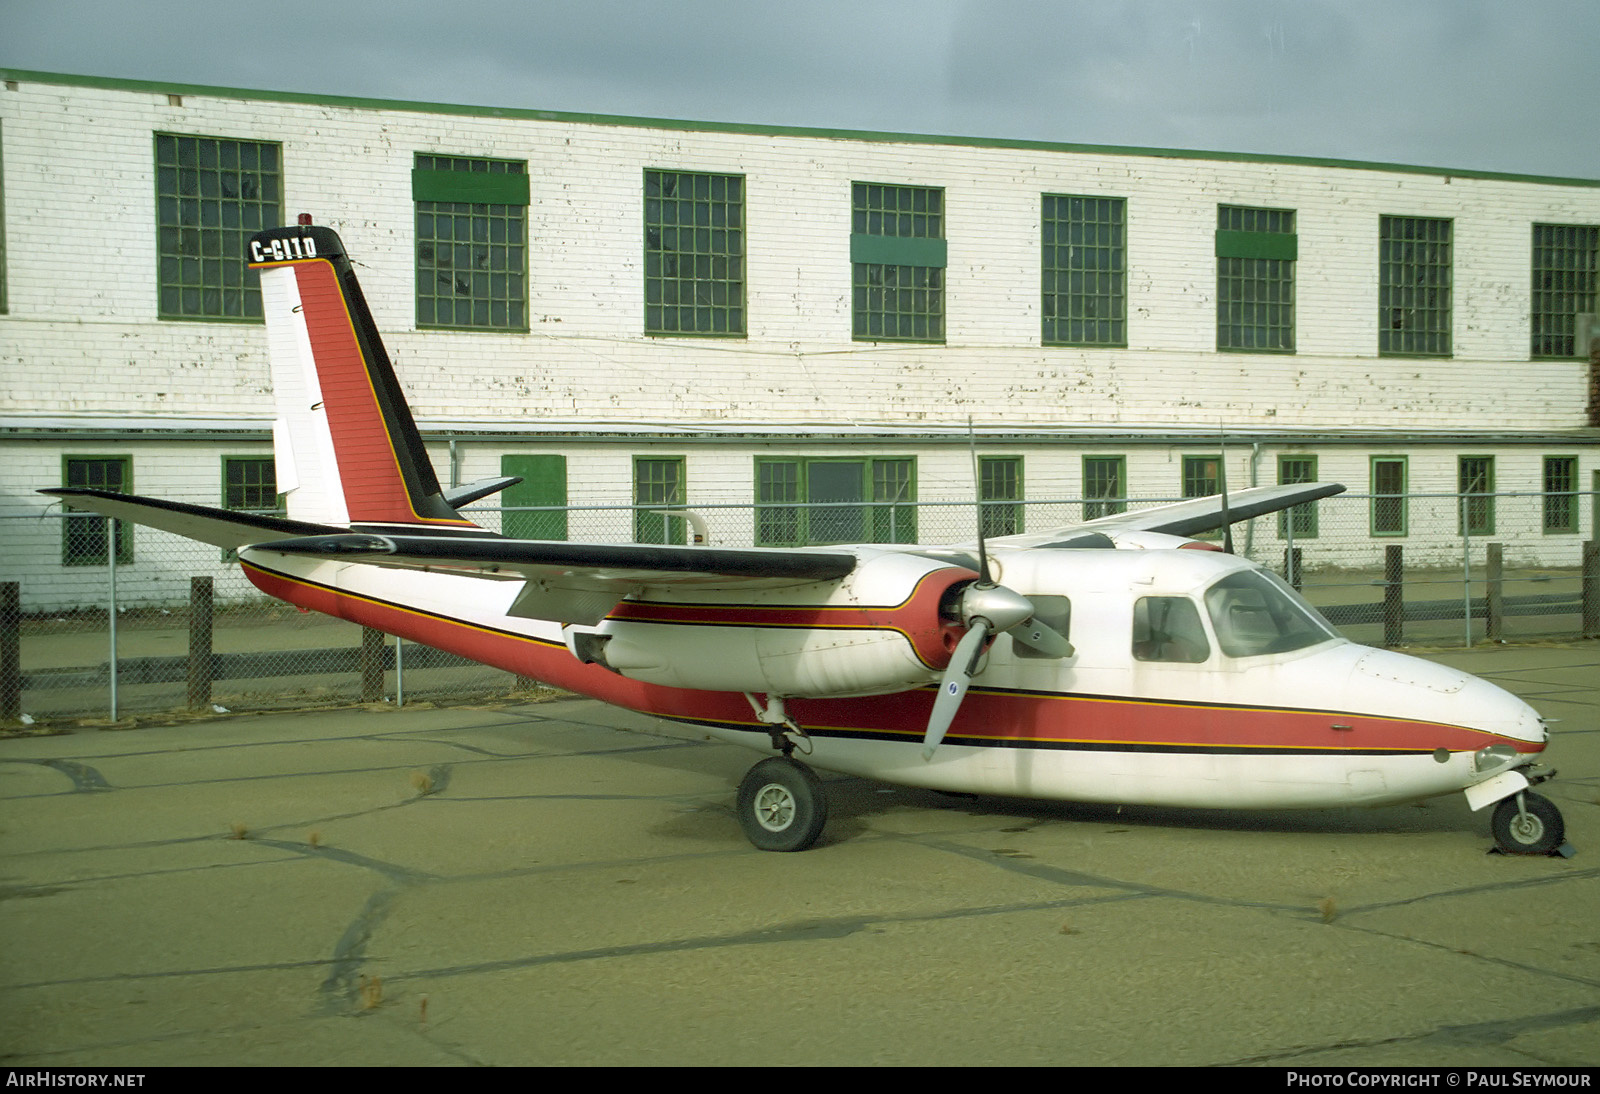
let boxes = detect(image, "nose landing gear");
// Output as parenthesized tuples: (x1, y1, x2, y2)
(1490, 790, 1566, 856)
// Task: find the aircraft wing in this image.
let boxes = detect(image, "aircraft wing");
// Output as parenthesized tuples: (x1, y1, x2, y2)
(991, 481, 1347, 548)
(40, 487, 337, 549)
(253, 532, 860, 625)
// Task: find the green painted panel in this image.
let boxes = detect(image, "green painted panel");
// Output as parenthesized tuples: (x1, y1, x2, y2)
(850, 234, 948, 268)
(1215, 230, 1297, 260)
(501, 455, 567, 540)
(412, 168, 530, 205)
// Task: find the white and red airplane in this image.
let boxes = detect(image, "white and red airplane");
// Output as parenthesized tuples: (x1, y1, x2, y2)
(44, 222, 1566, 855)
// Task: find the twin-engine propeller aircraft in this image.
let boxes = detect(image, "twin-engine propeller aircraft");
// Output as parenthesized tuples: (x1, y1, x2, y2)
(43, 221, 1566, 856)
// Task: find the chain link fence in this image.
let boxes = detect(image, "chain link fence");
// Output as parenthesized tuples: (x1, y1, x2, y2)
(2, 490, 1596, 724)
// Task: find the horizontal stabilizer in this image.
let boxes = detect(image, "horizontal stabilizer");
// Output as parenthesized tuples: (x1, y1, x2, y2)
(443, 476, 523, 509)
(40, 488, 336, 549)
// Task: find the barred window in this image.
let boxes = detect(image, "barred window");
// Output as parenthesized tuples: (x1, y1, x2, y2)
(1542, 456, 1578, 534)
(634, 457, 686, 544)
(1380, 216, 1452, 356)
(1459, 456, 1494, 536)
(1083, 456, 1126, 521)
(1217, 205, 1296, 352)
(414, 154, 528, 331)
(156, 134, 281, 319)
(1371, 457, 1408, 537)
(852, 183, 945, 343)
(63, 457, 133, 566)
(644, 170, 745, 335)
(1531, 224, 1598, 358)
(1043, 195, 1126, 346)
(756, 457, 916, 546)
(1277, 456, 1318, 539)
(979, 456, 1023, 537)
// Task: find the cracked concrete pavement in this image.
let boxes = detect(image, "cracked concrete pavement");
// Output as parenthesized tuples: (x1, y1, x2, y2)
(2, 644, 1598, 1066)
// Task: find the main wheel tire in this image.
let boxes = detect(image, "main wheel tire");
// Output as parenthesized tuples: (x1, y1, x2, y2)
(737, 757, 827, 852)
(1491, 791, 1565, 855)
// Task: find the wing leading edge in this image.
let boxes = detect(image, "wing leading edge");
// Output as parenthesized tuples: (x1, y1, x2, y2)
(992, 482, 1347, 548)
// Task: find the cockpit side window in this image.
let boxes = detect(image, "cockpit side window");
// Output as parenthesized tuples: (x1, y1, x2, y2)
(1014, 595, 1070, 660)
(1203, 570, 1338, 657)
(1133, 596, 1210, 663)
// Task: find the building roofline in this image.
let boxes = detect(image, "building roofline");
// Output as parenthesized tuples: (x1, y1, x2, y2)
(5, 67, 1599, 190)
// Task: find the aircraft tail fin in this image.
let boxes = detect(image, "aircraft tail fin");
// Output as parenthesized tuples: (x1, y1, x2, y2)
(249, 223, 480, 533)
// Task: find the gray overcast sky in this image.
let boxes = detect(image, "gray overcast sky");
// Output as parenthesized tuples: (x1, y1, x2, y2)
(4, 0, 1599, 179)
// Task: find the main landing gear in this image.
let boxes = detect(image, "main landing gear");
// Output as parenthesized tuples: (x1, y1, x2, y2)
(737, 694, 827, 851)
(1490, 790, 1566, 856)
(737, 756, 828, 852)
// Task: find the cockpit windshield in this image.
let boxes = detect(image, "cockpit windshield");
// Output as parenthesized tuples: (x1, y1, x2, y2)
(1203, 570, 1339, 658)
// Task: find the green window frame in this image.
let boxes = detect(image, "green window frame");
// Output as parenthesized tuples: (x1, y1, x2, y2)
(1042, 195, 1126, 346)
(755, 457, 916, 546)
(63, 456, 133, 566)
(1458, 456, 1495, 536)
(979, 456, 1023, 537)
(155, 133, 281, 320)
(1277, 455, 1318, 539)
(1379, 216, 1452, 357)
(1083, 456, 1126, 521)
(1543, 456, 1578, 535)
(852, 183, 945, 343)
(414, 153, 529, 331)
(501, 455, 568, 541)
(1371, 457, 1408, 537)
(1217, 205, 1296, 352)
(634, 456, 687, 544)
(1182, 455, 1221, 499)
(222, 456, 282, 512)
(1531, 224, 1599, 358)
(644, 170, 745, 336)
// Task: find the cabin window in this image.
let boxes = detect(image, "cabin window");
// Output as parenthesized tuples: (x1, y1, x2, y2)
(1379, 215, 1452, 357)
(1014, 595, 1070, 660)
(155, 133, 281, 320)
(1043, 194, 1126, 347)
(1203, 570, 1337, 658)
(852, 183, 945, 343)
(1216, 204, 1296, 352)
(1530, 224, 1597, 359)
(644, 170, 745, 336)
(1132, 597, 1209, 664)
(414, 153, 529, 331)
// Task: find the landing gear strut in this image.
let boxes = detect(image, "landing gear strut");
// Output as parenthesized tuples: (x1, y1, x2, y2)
(737, 756, 828, 852)
(1490, 790, 1565, 855)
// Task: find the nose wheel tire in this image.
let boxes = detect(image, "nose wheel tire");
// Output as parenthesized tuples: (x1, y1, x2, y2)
(1490, 791, 1564, 855)
(737, 757, 827, 852)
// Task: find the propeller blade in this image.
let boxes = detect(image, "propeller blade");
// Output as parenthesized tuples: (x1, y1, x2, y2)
(923, 621, 990, 760)
(1010, 616, 1074, 658)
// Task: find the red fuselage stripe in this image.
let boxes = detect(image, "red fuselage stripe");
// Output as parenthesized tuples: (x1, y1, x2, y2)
(240, 562, 1542, 758)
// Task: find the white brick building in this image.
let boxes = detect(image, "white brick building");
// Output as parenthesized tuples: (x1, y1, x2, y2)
(1, 70, 1596, 608)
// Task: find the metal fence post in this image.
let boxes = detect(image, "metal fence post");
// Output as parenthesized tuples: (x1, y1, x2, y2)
(1383, 545, 1404, 647)
(1, 583, 20, 722)
(1485, 543, 1502, 644)
(360, 627, 385, 702)
(1583, 540, 1599, 639)
(187, 576, 213, 710)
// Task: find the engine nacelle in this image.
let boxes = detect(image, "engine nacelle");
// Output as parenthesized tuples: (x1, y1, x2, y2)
(566, 553, 975, 698)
